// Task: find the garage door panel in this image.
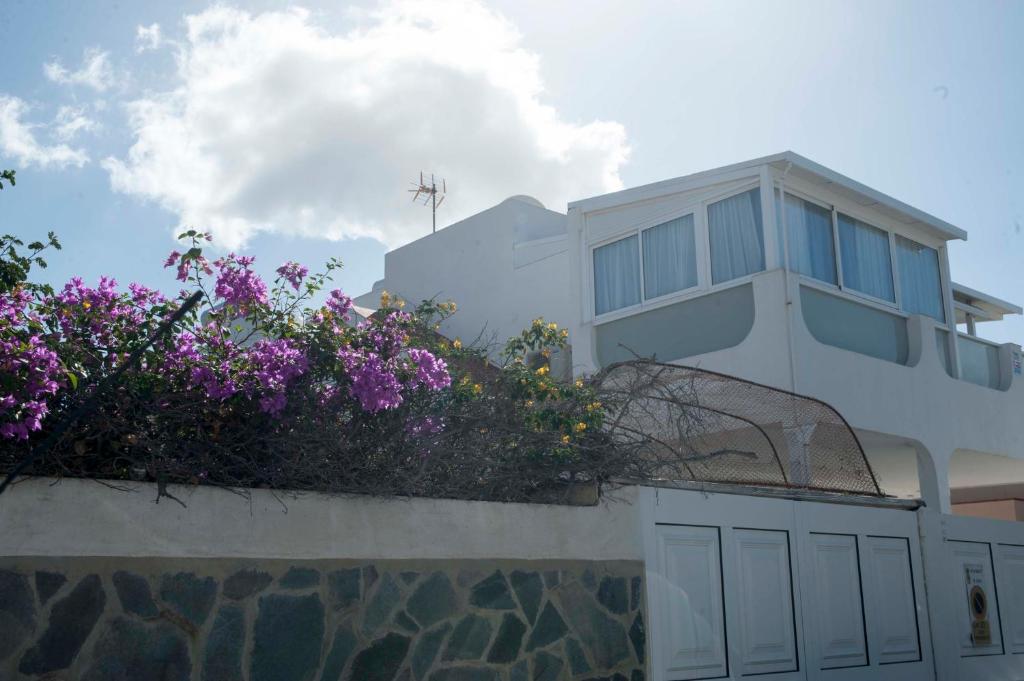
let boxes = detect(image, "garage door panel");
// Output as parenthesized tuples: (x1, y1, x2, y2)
(731, 529, 799, 676)
(655, 524, 728, 680)
(862, 536, 921, 665)
(806, 534, 867, 670)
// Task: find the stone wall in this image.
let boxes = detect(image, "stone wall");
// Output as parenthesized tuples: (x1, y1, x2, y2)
(0, 557, 645, 681)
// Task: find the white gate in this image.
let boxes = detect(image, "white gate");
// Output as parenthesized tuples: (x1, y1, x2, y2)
(641, 486, 934, 681)
(920, 510, 1024, 681)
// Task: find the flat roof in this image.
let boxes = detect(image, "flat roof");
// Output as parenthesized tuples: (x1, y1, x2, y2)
(569, 151, 968, 242)
(952, 281, 1022, 323)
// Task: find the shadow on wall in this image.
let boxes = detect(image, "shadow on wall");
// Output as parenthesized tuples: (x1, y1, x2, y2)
(0, 557, 646, 681)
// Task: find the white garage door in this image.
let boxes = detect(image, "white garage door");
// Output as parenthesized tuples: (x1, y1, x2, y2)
(643, 487, 933, 681)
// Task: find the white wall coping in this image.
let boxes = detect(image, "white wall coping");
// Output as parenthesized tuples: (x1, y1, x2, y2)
(0, 478, 644, 561)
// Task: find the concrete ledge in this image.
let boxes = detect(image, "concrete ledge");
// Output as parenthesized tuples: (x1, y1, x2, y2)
(0, 478, 644, 561)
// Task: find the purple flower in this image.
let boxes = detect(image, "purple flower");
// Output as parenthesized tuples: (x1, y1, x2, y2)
(326, 289, 352, 321)
(276, 261, 309, 291)
(214, 254, 268, 311)
(407, 348, 451, 390)
(338, 348, 404, 412)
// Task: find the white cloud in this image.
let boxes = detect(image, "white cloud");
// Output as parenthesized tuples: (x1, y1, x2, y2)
(0, 96, 89, 169)
(103, 2, 629, 249)
(53, 105, 99, 141)
(136, 23, 162, 52)
(44, 48, 114, 92)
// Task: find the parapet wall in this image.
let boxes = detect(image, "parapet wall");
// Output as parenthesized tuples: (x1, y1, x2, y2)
(0, 479, 646, 681)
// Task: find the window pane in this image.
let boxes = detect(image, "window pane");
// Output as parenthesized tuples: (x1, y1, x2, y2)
(709, 188, 765, 284)
(643, 214, 697, 299)
(594, 235, 640, 315)
(837, 214, 895, 302)
(896, 235, 944, 322)
(785, 194, 837, 284)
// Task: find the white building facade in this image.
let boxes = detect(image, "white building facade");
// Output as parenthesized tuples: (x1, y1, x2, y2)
(358, 152, 1023, 515)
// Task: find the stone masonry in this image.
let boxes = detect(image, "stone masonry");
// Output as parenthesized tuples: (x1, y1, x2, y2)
(0, 557, 645, 681)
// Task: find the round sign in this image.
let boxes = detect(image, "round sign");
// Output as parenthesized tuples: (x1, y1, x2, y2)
(969, 585, 987, 621)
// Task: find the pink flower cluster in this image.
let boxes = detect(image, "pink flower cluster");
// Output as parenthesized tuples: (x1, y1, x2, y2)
(276, 261, 308, 291)
(0, 289, 63, 439)
(0, 238, 453, 437)
(335, 320, 450, 413)
(214, 254, 268, 312)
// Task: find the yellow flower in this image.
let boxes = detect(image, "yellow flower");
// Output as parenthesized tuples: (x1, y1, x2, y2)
(574, 379, 584, 389)
(541, 349, 550, 358)
(82, 300, 92, 310)
(547, 322, 557, 330)
(535, 365, 549, 376)
(560, 329, 569, 339)
(561, 435, 571, 444)
(524, 400, 534, 407)
(574, 422, 587, 433)
(453, 338, 462, 350)
(379, 290, 391, 307)
(586, 401, 602, 412)
(394, 297, 406, 309)
(472, 383, 483, 395)
(447, 301, 457, 313)
(532, 318, 543, 328)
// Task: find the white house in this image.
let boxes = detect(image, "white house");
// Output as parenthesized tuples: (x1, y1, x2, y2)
(356, 152, 1023, 517)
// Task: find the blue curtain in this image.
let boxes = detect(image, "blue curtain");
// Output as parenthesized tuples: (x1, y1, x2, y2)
(594, 235, 640, 315)
(896, 235, 944, 321)
(643, 214, 697, 299)
(785, 194, 836, 284)
(708, 189, 765, 284)
(837, 214, 895, 302)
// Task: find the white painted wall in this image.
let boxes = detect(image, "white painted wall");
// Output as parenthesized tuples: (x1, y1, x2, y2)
(354, 196, 573, 362)
(0, 478, 643, 561)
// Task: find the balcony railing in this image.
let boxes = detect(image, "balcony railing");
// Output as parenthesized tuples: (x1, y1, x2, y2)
(957, 333, 1002, 389)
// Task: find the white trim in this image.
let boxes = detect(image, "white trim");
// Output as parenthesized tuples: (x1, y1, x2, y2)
(951, 282, 1022, 316)
(798, 276, 909, 318)
(592, 275, 755, 327)
(889, 229, 904, 310)
(574, 152, 966, 241)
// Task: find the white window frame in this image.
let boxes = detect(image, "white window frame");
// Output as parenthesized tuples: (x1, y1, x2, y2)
(703, 182, 767, 290)
(775, 179, 947, 321)
(587, 181, 770, 325)
(588, 201, 710, 324)
(777, 186, 841, 290)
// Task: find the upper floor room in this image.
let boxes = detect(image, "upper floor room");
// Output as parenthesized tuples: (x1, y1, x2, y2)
(569, 151, 1020, 391)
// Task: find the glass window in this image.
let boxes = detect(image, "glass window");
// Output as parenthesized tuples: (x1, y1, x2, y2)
(896, 235, 944, 321)
(708, 188, 765, 284)
(837, 213, 895, 302)
(784, 194, 837, 285)
(642, 214, 697, 299)
(594, 235, 640, 315)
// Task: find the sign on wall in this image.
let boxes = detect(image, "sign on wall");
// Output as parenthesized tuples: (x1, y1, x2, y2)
(965, 563, 992, 646)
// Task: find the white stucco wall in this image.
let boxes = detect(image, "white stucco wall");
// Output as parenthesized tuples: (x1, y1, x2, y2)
(355, 197, 574, 362)
(0, 478, 644, 560)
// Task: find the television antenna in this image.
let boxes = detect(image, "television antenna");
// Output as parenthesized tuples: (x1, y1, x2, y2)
(408, 172, 446, 233)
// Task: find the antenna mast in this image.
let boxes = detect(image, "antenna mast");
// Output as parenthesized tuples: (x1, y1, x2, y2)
(408, 172, 447, 233)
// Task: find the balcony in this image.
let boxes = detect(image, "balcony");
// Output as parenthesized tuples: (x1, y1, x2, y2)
(586, 268, 1024, 471)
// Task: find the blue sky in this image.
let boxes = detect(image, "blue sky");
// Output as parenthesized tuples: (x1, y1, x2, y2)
(0, 0, 1021, 341)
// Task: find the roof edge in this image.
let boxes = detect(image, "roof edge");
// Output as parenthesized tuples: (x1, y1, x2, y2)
(569, 151, 968, 242)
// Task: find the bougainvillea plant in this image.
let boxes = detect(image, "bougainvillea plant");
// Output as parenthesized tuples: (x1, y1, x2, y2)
(0, 216, 616, 502)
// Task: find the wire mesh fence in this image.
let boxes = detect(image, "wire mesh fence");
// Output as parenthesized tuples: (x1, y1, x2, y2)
(594, 360, 882, 496)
